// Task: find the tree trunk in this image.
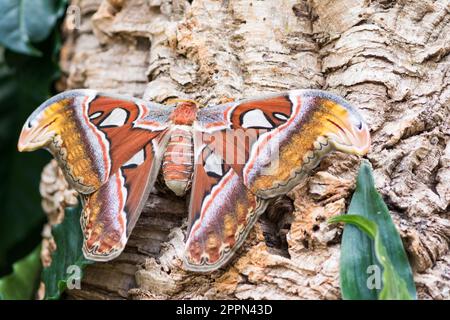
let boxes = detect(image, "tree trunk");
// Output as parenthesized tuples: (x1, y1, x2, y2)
(43, 0, 449, 299)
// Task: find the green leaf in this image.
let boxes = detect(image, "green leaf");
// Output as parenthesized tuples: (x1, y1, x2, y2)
(329, 215, 413, 300)
(0, 245, 41, 300)
(0, 0, 67, 56)
(330, 160, 416, 300)
(41, 205, 93, 300)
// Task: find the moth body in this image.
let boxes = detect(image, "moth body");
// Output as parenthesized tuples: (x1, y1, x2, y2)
(162, 126, 194, 196)
(161, 102, 198, 196)
(18, 89, 371, 272)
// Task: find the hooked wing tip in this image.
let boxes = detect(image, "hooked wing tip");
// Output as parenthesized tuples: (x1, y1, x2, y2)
(300, 90, 371, 156)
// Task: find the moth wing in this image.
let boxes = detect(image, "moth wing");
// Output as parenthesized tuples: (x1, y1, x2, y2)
(183, 133, 268, 272)
(19, 89, 173, 261)
(81, 135, 168, 261)
(196, 90, 370, 199)
(18, 89, 172, 194)
(185, 90, 370, 271)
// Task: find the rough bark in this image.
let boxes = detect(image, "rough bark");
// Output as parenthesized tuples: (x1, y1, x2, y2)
(41, 0, 449, 299)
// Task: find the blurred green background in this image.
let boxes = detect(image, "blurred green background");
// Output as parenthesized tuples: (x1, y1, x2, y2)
(0, 0, 67, 279)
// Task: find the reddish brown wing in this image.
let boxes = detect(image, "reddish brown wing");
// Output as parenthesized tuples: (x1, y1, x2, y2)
(196, 90, 370, 199)
(183, 95, 292, 271)
(81, 138, 167, 260)
(187, 90, 370, 271)
(18, 90, 172, 261)
(79, 94, 171, 260)
(184, 132, 268, 271)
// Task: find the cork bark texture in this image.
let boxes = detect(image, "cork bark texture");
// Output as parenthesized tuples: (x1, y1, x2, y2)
(41, 0, 449, 299)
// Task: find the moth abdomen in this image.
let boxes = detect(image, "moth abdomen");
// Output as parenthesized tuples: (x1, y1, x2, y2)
(162, 127, 194, 196)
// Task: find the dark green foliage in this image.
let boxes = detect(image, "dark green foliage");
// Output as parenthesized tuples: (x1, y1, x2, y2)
(0, 0, 67, 283)
(0, 0, 67, 56)
(0, 245, 41, 299)
(41, 205, 92, 300)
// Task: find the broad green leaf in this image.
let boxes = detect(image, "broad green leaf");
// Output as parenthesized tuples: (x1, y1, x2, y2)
(329, 215, 412, 300)
(0, 0, 67, 56)
(0, 47, 56, 275)
(0, 245, 41, 300)
(331, 160, 416, 299)
(41, 205, 93, 299)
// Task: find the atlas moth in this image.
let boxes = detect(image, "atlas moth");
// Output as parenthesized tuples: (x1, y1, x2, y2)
(18, 89, 370, 272)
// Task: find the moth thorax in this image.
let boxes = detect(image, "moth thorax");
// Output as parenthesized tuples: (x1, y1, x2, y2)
(169, 101, 198, 125)
(162, 128, 194, 196)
